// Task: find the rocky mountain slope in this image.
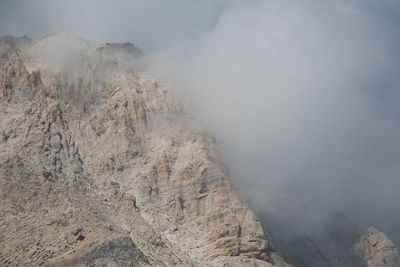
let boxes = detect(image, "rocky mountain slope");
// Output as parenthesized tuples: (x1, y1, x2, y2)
(360, 227, 400, 267)
(0, 34, 289, 266)
(0, 34, 399, 267)
(263, 213, 400, 267)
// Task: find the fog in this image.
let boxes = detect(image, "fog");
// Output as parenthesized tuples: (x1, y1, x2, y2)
(1, 0, 400, 246)
(148, 0, 400, 245)
(0, 0, 227, 51)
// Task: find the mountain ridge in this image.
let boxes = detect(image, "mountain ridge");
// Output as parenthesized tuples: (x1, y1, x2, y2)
(0, 33, 287, 266)
(0, 34, 399, 267)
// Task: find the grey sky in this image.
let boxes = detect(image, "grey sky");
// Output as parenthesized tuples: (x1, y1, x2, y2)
(148, 0, 400, 245)
(2, 0, 400, 245)
(0, 0, 227, 51)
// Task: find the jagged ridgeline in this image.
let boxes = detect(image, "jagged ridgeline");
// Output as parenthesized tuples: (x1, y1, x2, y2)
(0, 33, 288, 266)
(0, 34, 399, 267)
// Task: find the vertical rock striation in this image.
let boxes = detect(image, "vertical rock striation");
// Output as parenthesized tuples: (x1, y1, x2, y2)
(0, 34, 285, 266)
(359, 227, 400, 267)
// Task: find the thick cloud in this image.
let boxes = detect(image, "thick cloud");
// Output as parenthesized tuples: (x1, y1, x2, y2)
(0, 0, 227, 51)
(2, 0, 400, 245)
(148, 0, 400, 245)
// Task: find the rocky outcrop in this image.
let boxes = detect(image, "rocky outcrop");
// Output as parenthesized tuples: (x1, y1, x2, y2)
(262, 211, 400, 267)
(264, 213, 365, 267)
(359, 227, 400, 267)
(0, 34, 285, 266)
(4, 33, 398, 267)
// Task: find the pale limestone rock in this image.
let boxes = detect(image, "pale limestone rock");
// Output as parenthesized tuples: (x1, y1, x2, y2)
(359, 227, 400, 267)
(0, 34, 285, 266)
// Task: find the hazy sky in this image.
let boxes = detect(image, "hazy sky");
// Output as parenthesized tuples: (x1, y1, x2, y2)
(2, 0, 400, 245)
(147, 0, 400, 245)
(0, 0, 228, 51)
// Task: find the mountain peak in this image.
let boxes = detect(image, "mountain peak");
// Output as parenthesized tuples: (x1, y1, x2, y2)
(0, 34, 284, 266)
(360, 227, 400, 267)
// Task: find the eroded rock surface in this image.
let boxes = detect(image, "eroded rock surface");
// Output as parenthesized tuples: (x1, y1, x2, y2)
(0, 34, 285, 266)
(359, 227, 400, 267)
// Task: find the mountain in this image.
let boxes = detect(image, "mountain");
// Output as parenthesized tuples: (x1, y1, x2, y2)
(0, 33, 289, 266)
(262, 212, 400, 267)
(360, 227, 400, 267)
(0, 34, 398, 267)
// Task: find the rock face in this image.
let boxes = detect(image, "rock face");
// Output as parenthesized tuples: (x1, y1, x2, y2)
(1, 33, 399, 267)
(262, 212, 400, 267)
(0, 34, 287, 266)
(263, 213, 365, 267)
(359, 227, 400, 267)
